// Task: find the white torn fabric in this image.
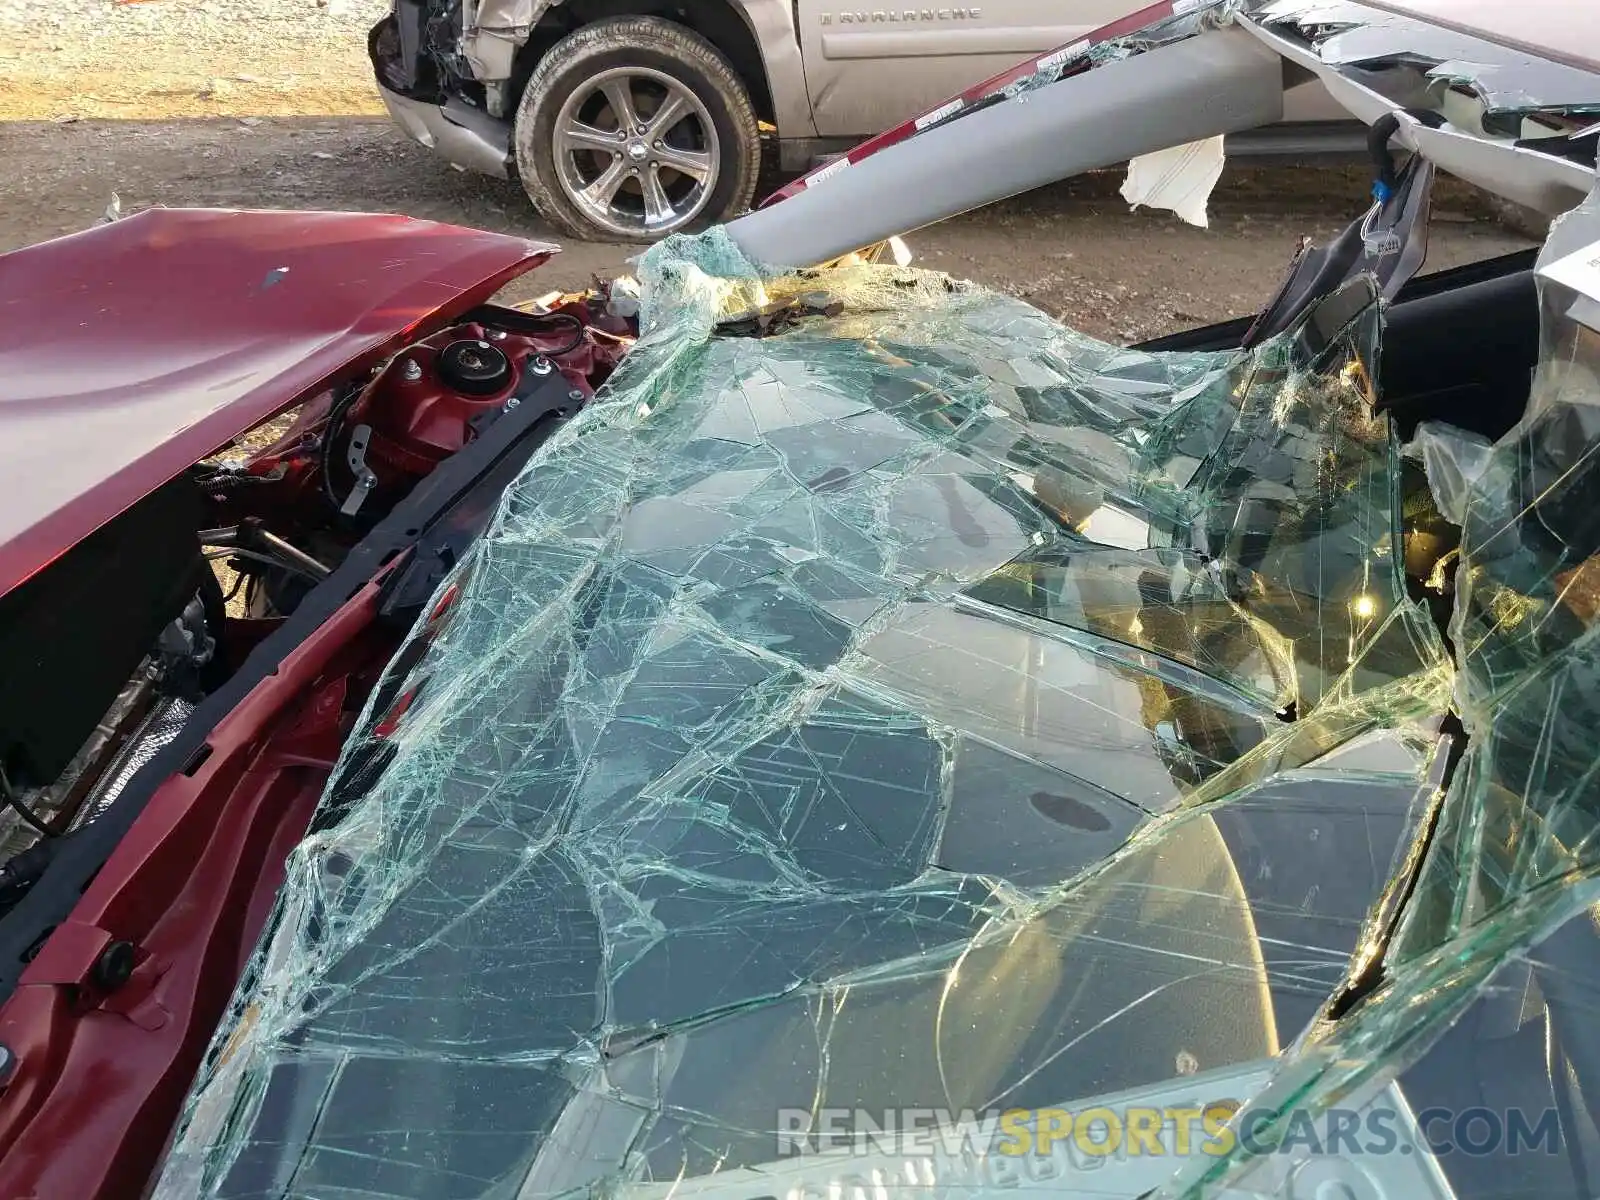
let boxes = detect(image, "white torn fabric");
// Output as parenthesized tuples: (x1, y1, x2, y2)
(1120, 135, 1227, 229)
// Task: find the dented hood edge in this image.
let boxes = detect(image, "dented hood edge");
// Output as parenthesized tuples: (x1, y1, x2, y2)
(0, 208, 557, 601)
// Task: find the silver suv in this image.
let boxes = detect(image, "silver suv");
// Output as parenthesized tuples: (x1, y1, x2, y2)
(370, 0, 1352, 242)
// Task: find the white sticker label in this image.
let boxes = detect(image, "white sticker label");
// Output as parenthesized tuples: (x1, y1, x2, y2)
(914, 99, 965, 130)
(804, 157, 852, 187)
(1036, 40, 1088, 72)
(1173, 0, 1208, 12)
(1538, 237, 1600, 305)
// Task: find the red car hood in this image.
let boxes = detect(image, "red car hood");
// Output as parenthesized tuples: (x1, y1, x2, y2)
(0, 208, 557, 599)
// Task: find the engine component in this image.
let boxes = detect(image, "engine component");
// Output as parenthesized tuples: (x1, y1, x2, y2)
(206, 525, 343, 620)
(0, 576, 220, 860)
(343, 320, 570, 488)
(67, 695, 196, 835)
(157, 594, 217, 674)
(0, 664, 159, 861)
(0, 476, 206, 790)
(436, 339, 513, 396)
(201, 522, 332, 582)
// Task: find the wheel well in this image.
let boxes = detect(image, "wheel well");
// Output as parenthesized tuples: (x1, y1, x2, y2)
(515, 1, 776, 125)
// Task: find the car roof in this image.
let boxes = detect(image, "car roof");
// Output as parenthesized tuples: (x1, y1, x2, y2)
(1368, 0, 1600, 74)
(731, 0, 1600, 268)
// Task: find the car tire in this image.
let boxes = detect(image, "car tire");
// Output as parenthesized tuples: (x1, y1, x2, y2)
(513, 16, 761, 243)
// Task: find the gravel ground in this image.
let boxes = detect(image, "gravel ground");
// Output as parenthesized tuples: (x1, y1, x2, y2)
(0, 0, 1534, 341)
(1, 0, 389, 119)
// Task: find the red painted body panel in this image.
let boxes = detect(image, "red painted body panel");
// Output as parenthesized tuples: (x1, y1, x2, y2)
(0, 208, 556, 600)
(0, 578, 397, 1200)
(351, 322, 580, 479)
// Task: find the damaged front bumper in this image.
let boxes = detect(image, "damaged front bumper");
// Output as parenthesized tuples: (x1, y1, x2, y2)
(376, 82, 511, 179)
(370, 12, 512, 178)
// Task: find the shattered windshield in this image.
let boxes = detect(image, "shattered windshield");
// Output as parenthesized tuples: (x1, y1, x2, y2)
(151, 170, 1600, 1198)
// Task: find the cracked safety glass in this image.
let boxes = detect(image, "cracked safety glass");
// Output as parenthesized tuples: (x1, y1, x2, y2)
(146, 217, 1470, 1200)
(150, 176, 1600, 1198)
(1149, 186, 1600, 1200)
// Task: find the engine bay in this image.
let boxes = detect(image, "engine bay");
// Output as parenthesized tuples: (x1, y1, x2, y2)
(0, 290, 634, 908)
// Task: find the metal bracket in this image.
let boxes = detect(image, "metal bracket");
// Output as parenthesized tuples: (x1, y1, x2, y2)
(341, 423, 379, 516)
(22, 919, 167, 1025)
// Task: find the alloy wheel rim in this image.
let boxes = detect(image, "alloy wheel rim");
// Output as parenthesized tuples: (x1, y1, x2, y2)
(552, 66, 721, 237)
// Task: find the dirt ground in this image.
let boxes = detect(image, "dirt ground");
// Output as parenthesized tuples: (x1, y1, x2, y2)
(0, 0, 391, 120)
(0, 0, 1533, 342)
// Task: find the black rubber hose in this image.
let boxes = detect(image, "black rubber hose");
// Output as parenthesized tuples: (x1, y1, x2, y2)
(1368, 112, 1402, 200)
(320, 382, 365, 513)
(459, 305, 588, 356)
(196, 554, 232, 690)
(0, 765, 55, 841)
